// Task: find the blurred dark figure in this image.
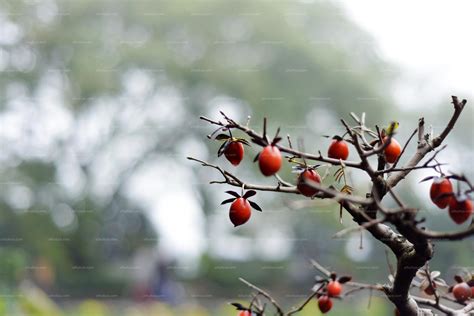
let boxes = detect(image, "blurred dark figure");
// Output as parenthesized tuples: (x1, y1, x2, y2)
(151, 258, 183, 306)
(131, 247, 183, 305)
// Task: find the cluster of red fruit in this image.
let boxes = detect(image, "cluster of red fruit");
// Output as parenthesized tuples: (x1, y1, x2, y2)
(221, 133, 401, 180)
(428, 176, 473, 224)
(218, 133, 403, 226)
(317, 280, 343, 314)
(215, 133, 284, 176)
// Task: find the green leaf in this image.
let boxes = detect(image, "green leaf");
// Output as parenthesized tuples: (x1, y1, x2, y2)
(217, 140, 230, 157)
(225, 191, 241, 198)
(249, 201, 262, 212)
(237, 138, 250, 146)
(338, 276, 352, 284)
(454, 275, 464, 283)
(253, 153, 260, 162)
(243, 190, 257, 199)
(221, 198, 236, 205)
(215, 133, 230, 140)
(230, 302, 246, 310)
(419, 175, 436, 183)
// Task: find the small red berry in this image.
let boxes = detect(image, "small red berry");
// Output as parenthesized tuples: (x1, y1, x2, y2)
(238, 311, 251, 316)
(424, 284, 436, 296)
(224, 141, 244, 166)
(383, 137, 401, 164)
(430, 177, 453, 209)
(327, 281, 342, 297)
(471, 286, 474, 298)
(258, 145, 282, 176)
(318, 296, 333, 314)
(448, 197, 473, 224)
(229, 198, 251, 227)
(297, 169, 321, 197)
(453, 282, 472, 302)
(328, 137, 349, 160)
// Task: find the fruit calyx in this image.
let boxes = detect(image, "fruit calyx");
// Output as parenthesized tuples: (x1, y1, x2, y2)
(221, 190, 262, 227)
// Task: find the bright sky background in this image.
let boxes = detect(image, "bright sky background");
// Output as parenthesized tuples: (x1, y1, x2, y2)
(339, 0, 474, 110)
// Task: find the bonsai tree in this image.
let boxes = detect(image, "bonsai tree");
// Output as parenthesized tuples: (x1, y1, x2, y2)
(189, 96, 474, 316)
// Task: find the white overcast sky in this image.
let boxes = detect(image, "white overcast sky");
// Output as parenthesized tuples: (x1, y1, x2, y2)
(339, 0, 474, 109)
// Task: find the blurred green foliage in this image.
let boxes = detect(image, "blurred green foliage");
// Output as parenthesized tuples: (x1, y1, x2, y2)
(0, 294, 395, 316)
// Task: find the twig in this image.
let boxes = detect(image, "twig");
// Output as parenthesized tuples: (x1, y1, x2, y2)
(411, 224, 474, 241)
(199, 115, 364, 169)
(411, 296, 456, 315)
(275, 174, 293, 187)
(340, 119, 377, 179)
(188, 156, 375, 205)
(310, 259, 331, 277)
(387, 96, 466, 189)
(384, 248, 395, 277)
(424, 265, 440, 305)
(287, 284, 324, 316)
(195, 96, 470, 316)
(187, 157, 298, 193)
(332, 217, 386, 239)
(239, 278, 285, 316)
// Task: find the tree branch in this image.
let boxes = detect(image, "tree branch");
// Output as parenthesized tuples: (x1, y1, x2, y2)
(387, 96, 466, 189)
(239, 277, 285, 316)
(199, 115, 365, 169)
(411, 296, 456, 315)
(286, 284, 323, 316)
(196, 96, 470, 316)
(187, 157, 374, 205)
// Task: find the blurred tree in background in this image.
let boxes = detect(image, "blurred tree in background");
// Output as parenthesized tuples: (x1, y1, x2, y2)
(0, 0, 472, 315)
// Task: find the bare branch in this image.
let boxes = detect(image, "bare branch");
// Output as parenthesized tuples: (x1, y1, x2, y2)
(310, 259, 331, 276)
(342, 282, 384, 297)
(340, 119, 377, 179)
(433, 96, 467, 147)
(424, 265, 441, 305)
(411, 224, 474, 241)
(286, 284, 323, 316)
(188, 156, 374, 205)
(199, 115, 364, 169)
(332, 217, 386, 239)
(239, 278, 285, 316)
(194, 96, 470, 316)
(459, 302, 474, 314)
(387, 96, 466, 189)
(411, 296, 456, 315)
(384, 248, 395, 277)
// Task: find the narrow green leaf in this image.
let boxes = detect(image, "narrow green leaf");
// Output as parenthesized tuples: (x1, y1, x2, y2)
(225, 191, 241, 198)
(221, 198, 235, 205)
(243, 190, 257, 199)
(249, 201, 262, 212)
(215, 133, 230, 140)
